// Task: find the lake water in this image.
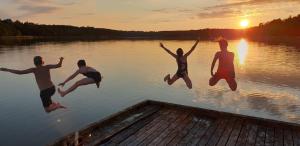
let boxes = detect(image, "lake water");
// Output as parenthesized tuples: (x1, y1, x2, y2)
(0, 39, 300, 145)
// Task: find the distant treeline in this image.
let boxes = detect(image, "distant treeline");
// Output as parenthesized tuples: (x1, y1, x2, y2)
(246, 14, 300, 37)
(0, 19, 242, 39)
(1, 14, 300, 40)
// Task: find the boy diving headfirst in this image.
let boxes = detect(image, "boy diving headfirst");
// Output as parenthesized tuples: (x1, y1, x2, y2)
(58, 59, 102, 97)
(0, 56, 66, 113)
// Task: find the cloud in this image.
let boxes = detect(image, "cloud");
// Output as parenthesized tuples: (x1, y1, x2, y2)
(151, 8, 194, 14)
(198, 9, 242, 19)
(205, 0, 300, 10)
(178, 9, 193, 13)
(78, 12, 95, 16)
(58, 12, 95, 19)
(55, 0, 79, 6)
(152, 8, 169, 13)
(12, 0, 78, 5)
(12, 0, 51, 4)
(197, 0, 300, 19)
(12, 0, 81, 18)
(18, 5, 58, 17)
(11, 0, 59, 18)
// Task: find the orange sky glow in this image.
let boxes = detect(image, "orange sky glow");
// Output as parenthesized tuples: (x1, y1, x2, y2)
(0, 0, 300, 31)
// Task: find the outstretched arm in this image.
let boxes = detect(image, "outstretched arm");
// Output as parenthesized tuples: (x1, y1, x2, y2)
(211, 53, 219, 76)
(0, 67, 34, 75)
(59, 70, 80, 86)
(160, 43, 177, 58)
(46, 57, 64, 69)
(184, 40, 199, 57)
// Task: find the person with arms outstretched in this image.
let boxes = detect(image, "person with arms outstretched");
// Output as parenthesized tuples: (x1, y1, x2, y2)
(209, 39, 237, 91)
(0, 56, 66, 113)
(58, 59, 102, 97)
(160, 40, 199, 89)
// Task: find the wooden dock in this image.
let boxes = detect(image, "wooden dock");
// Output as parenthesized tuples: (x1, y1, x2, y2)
(51, 100, 300, 146)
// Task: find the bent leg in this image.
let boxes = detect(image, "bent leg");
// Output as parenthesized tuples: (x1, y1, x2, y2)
(58, 78, 95, 97)
(166, 74, 180, 85)
(183, 75, 193, 89)
(225, 78, 237, 91)
(209, 75, 221, 86)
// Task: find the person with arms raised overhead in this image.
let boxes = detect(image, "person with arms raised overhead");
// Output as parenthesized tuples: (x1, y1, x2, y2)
(58, 59, 102, 97)
(160, 40, 199, 89)
(209, 39, 237, 91)
(0, 56, 66, 113)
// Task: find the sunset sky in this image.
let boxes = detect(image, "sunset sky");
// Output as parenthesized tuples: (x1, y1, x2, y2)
(1, 0, 300, 31)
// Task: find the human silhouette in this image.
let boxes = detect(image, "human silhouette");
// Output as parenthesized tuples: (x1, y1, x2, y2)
(58, 59, 102, 97)
(209, 39, 237, 91)
(0, 56, 66, 113)
(160, 40, 199, 89)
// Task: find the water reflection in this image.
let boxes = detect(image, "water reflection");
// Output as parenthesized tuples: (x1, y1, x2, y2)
(193, 85, 300, 122)
(0, 40, 300, 146)
(245, 92, 300, 122)
(236, 39, 248, 65)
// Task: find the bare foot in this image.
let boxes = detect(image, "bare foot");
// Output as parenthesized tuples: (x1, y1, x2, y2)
(45, 102, 66, 113)
(57, 88, 65, 97)
(164, 74, 170, 82)
(55, 102, 66, 109)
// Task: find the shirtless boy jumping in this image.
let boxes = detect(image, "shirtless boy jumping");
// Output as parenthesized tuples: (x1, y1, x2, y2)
(209, 39, 237, 91)
(0, 56, 66, 113)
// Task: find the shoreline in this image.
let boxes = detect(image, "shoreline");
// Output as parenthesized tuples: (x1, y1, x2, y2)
(1, 36, 300, 47)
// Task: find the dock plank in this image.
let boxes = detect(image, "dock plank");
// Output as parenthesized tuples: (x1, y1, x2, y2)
(196, 119, 222, 145)
(86, 104, 161, 146)
(177, 115, 213, 145)
(264, 126, 275, 146)
(99, 107, 164, 145)
(292, 129, 300, 146)
(254, 124, 266, 146)
(246, 123, 258, 146)
(120, 109, 178, 145)
(216, 117, 237, 146)
(284, 128, 294, 146)
(120, 109, 172, 145)
(226, 119, 243, 146)
(166, 115, 201, 145)
(135, 110, 181, 146)
(149, 111, 192, 145)
(206, 117, 230, 146)
(137, 108, 186, 145)
(274, 128, 284, 146)
(235, 120, 251, 146)
(188, 118, 217, 146)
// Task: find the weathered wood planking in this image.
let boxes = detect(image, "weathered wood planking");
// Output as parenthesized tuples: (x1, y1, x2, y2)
(50, 100, 300, 146)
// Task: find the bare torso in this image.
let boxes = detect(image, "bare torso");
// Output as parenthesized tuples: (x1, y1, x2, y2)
(176, 56, 188, 72)
(217, 51, 234, 74)
(78, 66, 98, 74)
(33, 66, 54, 90)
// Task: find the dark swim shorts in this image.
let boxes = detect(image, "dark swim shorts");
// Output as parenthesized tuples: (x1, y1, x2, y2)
(40, 86, 55, 108)
(176, 70, 188, 78)
(83, 71, 102, 88)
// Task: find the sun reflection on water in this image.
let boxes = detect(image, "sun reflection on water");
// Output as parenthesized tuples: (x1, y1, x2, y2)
(237, 39, 249, 65)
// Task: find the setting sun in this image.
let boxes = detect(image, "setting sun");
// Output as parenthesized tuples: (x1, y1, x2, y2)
(240, 19, 249, 28)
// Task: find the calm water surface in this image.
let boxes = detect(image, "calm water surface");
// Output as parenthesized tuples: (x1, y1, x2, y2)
(0, 40, 300, 145)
